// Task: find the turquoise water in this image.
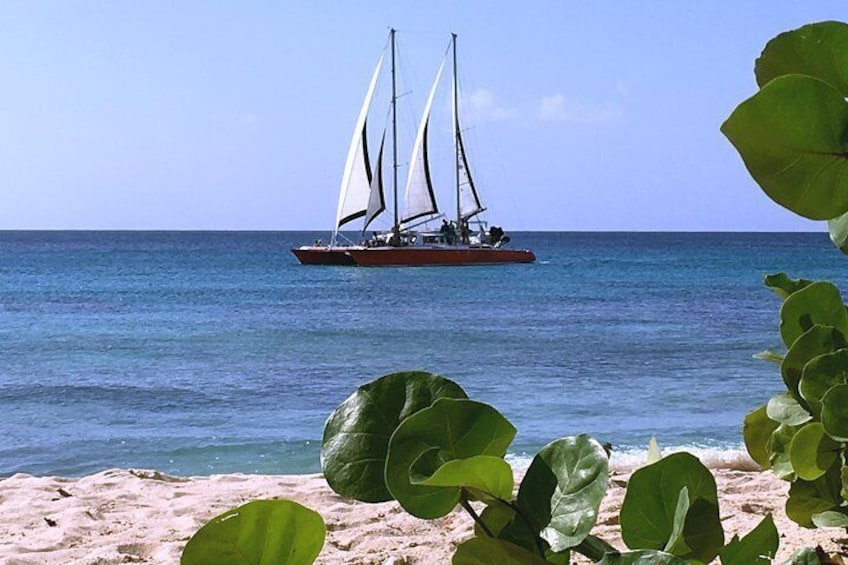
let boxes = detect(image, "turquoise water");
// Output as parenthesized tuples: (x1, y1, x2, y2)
(1, 231, 845, 476)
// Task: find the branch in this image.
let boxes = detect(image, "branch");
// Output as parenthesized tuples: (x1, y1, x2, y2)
(458, 497, 494, 538)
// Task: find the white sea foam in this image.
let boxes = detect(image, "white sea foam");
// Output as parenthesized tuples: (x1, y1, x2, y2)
(507, 445, 760, 474)
(608, 445, 759, 472)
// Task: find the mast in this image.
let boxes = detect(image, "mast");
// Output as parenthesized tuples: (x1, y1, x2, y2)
(452, 32, 460, 228)
(452, 33, 485, 225)
(391, 28, 399, 244)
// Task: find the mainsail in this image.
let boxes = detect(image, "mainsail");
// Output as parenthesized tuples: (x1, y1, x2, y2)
(334, 54, 384, 235)
(401, 57, 446, 225)
(363, 131, 385, 231)
(456, 124, 484, 220)
(452, 43, 484, 221)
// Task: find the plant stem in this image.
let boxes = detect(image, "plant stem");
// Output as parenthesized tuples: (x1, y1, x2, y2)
(459, 498, 494, 538)
(501, 499, 547, 559)
(573, 534, 618, 562)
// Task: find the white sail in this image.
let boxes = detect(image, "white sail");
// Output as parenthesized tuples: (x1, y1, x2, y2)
(456, 128, 484, 219)
(363, 131, 386, 231)
(452, 40, 484, 221)
(334, 54, 384, 233)
(402, 57, 446, 225)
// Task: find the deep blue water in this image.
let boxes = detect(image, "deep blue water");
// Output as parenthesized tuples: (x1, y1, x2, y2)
(0, 231, 845, 477)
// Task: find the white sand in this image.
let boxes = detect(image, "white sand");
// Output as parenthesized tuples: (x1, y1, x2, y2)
(0, 467, 846, 564)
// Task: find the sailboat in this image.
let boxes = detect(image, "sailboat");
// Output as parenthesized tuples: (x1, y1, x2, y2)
(291, 30, 535, 267)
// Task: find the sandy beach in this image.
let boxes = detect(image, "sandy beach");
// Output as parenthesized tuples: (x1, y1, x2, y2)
(1, 462, 846, 564)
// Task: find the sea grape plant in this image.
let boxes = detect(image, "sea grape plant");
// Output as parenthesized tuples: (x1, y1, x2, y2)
(722, 19, 848, 532)
(721, 20, 848, 253)
(179, 370, 781, 564)
(322, 370, 779, 564)
(741, 275, 848, 529)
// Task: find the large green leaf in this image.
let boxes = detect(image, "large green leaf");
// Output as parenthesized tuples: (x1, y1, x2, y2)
(798, 349, 848, 416)
(718, 514, 778, 565)
(766, 392, 811, 426)
(513, 435, 609, 552)
(596, 550, 690, 565)
(786, 470, 842, 528)
(767, 423, 800, 480)
(181, 500, 325, 565)
(821, 383, 848, 440)
(321, 371, 466, 502)
(451, 536, 550, 565)
(417, 455, 513, 503)
(812, 509, 848, 528)
(764, 273, 813, 301)
(620, 452, 723, 563)
(721, 74, 848, 221)
(783, 325, 846, 400)
(789, 422, 841, 481)
(779, 282, 848, 348)
(743, 405, 779, 469)
(385, 398, 516, 519)
(755, 21, 848, 95)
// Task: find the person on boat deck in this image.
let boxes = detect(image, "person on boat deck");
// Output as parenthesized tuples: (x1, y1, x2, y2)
(459, 219, 470, 244)
(489, 226, 503, 245)
(440, 219, 457, 245)
(389, 229, 401, 247)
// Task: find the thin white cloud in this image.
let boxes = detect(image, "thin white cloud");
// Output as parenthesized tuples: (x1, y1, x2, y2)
(462, 88, 517, 123)
(538, 93, 623, 125)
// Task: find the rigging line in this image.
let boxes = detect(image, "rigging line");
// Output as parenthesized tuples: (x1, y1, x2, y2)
(395, 33, 452, 105)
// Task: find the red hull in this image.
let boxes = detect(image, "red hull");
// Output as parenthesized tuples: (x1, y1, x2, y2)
(347, 246, 535, 266)
(290, 247, 357, 265)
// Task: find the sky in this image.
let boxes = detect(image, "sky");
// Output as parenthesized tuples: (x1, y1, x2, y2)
(1, 2, 846, 231)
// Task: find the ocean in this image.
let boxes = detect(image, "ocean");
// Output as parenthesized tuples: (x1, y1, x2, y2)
(1, 231, 845, 477)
